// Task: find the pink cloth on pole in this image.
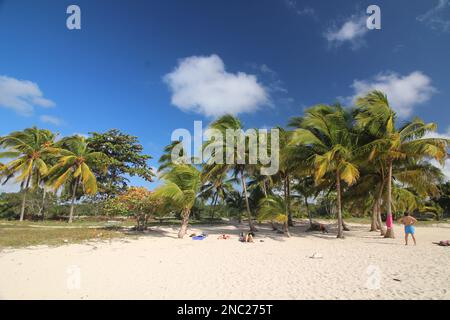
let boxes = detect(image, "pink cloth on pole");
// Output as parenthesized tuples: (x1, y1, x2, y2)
(386, 214, 393, 228)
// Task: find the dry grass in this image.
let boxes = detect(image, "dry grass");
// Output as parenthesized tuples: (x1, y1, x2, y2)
(0, 220, 132, 248)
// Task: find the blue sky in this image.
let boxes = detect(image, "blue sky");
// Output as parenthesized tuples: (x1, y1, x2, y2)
(1, 0, 450, 190)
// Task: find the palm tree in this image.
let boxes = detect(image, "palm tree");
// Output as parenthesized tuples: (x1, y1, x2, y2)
(46, 136, 108, 223)
(290, 104, 360, 238)
(258, 195, 290, 236)
(158, 141, 189, 173)
(274, 127, 296, 228)
(292, 176, 316, 227)
(355, 91, 449, 238)
(200, 170, 233, 220)
(203, 115, 258, 231)
(0, 127, 57, 221)
(154, 164, 201, 238)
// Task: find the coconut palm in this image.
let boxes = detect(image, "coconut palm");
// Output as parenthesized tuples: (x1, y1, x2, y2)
(355, 91, 449, 238)
(202, 115, 258, 231)
(158, 141, 189, 173)
(200, 170, 233, 220)
(46, 136, 108, 223)
(258, 195, 290, 236)
(0, 127, 57, 221)
(290, 104, 360, 238)
(154, 164, 201, 238)
(292, 176, 316, 227)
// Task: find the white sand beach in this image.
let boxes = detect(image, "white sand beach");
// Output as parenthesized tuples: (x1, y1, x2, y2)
(1, 222, 449, 300)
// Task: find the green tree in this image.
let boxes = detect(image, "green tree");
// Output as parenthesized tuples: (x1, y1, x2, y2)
(290, 104, 360, 238)
(355, 91, 449, 238)
(203, 115, 258, 231)
(87, 129, 154, 196)
(114, 187, 161, 231)
(0, 127, 57, 221)
(158, 141, 190, 173)
(258, 195, 290, 236)
(154, 164, 201, 238)
(46, 136, 108, 223)
(200, 170, 233, 220)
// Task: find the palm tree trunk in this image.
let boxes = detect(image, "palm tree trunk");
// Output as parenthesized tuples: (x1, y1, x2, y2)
(281, 176, 290, 237)
(286, 175, 294, 227)
(305, 195, 313, 226)
(376, 180, 386, 236)
(210, 192, 218, 220)
(376, 201, 385, 236)
(336, 170, 344, 239)
(370, 196, 378, 232)
(262, 182, 277, 230)
(68, 178, 80, 223)
(39, 189, 47, 221)
(241, 172, 257, 232)
(19, 174, 32, 222)
(178, 208, 190, 238)
(384, 160, 395, 238)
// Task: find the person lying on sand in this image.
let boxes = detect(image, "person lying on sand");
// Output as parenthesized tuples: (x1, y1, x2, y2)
(217, 234, 231, 240)
(433, 240, 449, 246)
(239, 232, 255, 243)
(398, 212, 417, 246)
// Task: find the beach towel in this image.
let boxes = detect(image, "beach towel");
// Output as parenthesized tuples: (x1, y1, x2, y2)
(192, 233, 208, 240)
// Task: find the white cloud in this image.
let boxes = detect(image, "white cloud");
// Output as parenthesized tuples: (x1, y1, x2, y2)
(40, 115, 63, 126)
(0, 75, 55, 116)
(420, 128, 450, 181)
(324, 14, 368, 49)
(429, 158, 450, 182)
(417, 0, 450, 33)
(164, 55, 270, 117)
(349, 71, 436, 118)
(284, 1, 316, 18)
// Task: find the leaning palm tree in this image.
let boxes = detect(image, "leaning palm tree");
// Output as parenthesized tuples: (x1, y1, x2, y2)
(258, 195, 290, 236)
(0, 127, 57, 221)
(355, 91, 449, 238)
(290, 104, 360, 238)
(154, 164, 201, 238)
(46, 136, 108, 223)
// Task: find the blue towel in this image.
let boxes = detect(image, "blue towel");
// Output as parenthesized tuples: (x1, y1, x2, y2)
(192, 235, 206, 240)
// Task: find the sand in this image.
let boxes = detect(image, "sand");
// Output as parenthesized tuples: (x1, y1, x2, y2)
(0, 221, 449, 300)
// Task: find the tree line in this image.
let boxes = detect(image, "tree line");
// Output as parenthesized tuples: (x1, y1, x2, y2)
(1, 91, 449, 239)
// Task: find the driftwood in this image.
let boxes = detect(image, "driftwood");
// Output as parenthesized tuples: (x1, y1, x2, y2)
(307, 222, 329, 233)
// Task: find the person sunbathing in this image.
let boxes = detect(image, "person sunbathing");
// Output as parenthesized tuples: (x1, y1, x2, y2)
(239, 232, 255, 243)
